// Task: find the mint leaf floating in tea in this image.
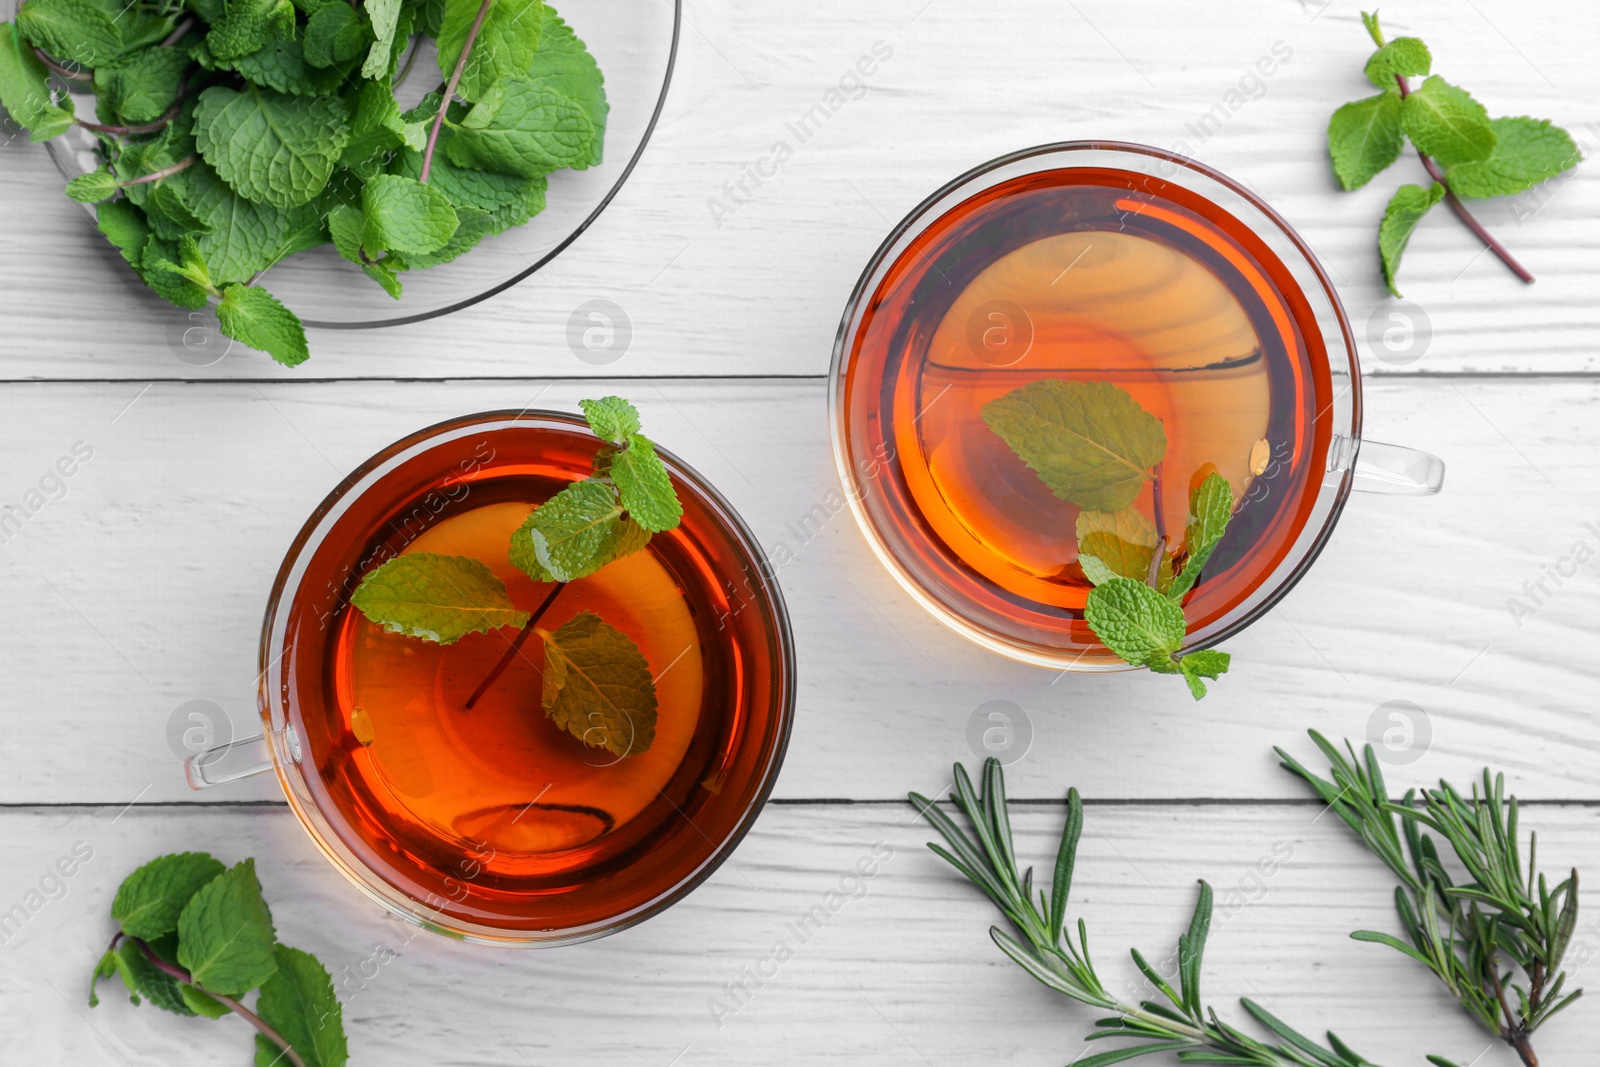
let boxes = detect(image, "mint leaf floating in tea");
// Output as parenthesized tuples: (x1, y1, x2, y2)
(1164, 472, 1233, 601)
(1075, 508, 1171, 589)
(1278, 734, 1583, 1067)
(610, 434, 683, 533)
(980, 379, 1166, 513)
(909, 758, 1418, 1067)
(0, 0, 609, 363)
(1328, 12, 1581, 294)
(525, 479, 628, 582)
(985, 380, 1235, 697)
(91, 852, 349, 1067)
(539, 611, 658, 757)
(350, 552, 531, 642)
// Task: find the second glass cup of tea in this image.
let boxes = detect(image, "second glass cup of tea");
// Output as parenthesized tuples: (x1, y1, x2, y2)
(830, 141, 1444, 670)
(189, 410, 795, 945)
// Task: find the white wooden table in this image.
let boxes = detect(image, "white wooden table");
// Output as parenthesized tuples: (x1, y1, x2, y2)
(3, 0, 1598, 1062)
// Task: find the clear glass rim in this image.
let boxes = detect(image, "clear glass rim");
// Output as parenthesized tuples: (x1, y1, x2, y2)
(827, 140, 1362, 671)
(40, 0, 683, 331)
(257, 408, 797, 945)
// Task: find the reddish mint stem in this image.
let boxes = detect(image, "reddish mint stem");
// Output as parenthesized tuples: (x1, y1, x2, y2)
(128, 937, 308, 1067)
(463, 581, 567, 709)
(419, 0, 495, 183)
(1393, 74, 1534, 284)
(32, 46, 90, 81)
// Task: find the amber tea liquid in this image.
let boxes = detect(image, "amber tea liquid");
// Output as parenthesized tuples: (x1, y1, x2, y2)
(272, 418, 790, 936)
(838, 168, 1334, 663)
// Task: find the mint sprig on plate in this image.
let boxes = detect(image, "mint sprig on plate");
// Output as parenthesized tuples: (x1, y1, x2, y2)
(91, 852, 348, 1067)
(349, 397, 681, 757)
(1327, 11, 1581, 295)
(983, 379, 1236, 699)
(0, 0, 607, 364)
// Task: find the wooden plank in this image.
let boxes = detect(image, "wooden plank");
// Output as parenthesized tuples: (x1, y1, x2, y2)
(5, 804, 1595, 1065)
(0, 0, 1595, 379)
(1, 377, 1596, 804)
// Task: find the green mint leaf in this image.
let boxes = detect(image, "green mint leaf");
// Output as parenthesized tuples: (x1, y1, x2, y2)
(1075, 508, 1161, 586)
(1363, 36, 1430, 88)
(327, 203, 403, 298)
(194, 85, 352, 208)
(444, 79, 597, 179)
(93, 45, 189, 123)
(1446, 116, 1581, 199)
(517, 4, 606, 167)
(981, 379, 1167, 512)
(350, 552, 530, 643)
(89, 947, 120, 1007)
(1327, 92, 1403, 191)
(180, 981, 231, 1018)
(0, 22, 74, 140)
(1177, 649, 1231, 701)
(252, 945, 348, 1067)
(508, 507, 555, 583)
(1360, 9, 1383, 46)
(1400, 76, 1495, 166)
(113, 934, 196, 1015)
(216, 283, 308, 366)
(360, 173, 460, 255)
(1084, 576, 1185, 672)
(231, 34, 348, 95)
(303, 2, 367, 68)
(111, 852, 225, 940)
(139, 236, 211, 309)
(1166, 472, 1233, 601)
(539, 611, 657, 757)
(609, 434, 683, 533)
(176, 858, 278, 997)
(147, 182, 211, 239)
(148, 234, 215, 291)
(65, 167, 119, 203)
(1378, 182, 1445, 297)
(359, 0, 402, 78)
(437, 0, 543, 102)
(96, 199, 151, 268)
(15, 0, 123, 68)
(394, 123, 548, 212)
(175, 160, 312, 285)
(526, 478, 624, 581)
(581, 396, 641, 443)
(207, 0, 295, 61)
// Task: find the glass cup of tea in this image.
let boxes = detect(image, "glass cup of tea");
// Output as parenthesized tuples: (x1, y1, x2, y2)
(829, 141, 1444, 670)
(187, 410, 795, 945)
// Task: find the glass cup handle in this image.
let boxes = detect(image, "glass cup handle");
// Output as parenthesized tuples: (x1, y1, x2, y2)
(1349, 438, 1446, 495)
(186, 733, 274, 789)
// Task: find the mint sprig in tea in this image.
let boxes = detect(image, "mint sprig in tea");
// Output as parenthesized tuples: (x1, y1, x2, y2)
(835, 164, 1336, 680)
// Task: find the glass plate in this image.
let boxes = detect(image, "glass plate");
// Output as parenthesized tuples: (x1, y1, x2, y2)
(36, 0, 680, 329)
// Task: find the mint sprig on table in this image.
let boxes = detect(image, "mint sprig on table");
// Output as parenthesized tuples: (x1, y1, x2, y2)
(1327, 11, 1581, 296)
(349, 397, 681, 758)
(1279, 733, 1582, 1067)
(0, 0, 605, 365)
(90, 852, 348, 1067)
(910, 758, 1431, 1067)
(982, 379, 1236, 699)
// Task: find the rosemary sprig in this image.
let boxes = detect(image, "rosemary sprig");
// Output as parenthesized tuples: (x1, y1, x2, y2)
(910, 758, 1434, 1067)
(1277, 732, 1582, 1067)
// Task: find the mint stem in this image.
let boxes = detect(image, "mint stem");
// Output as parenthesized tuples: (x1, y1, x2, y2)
(419, 0, 495, 183)
(463, 580, 566, 709)
(127, 937, 308, 1067)
(1392, 74, 1534, 284)
(32, 46, 91, 81)
(118, 154, 197, 187)
(160, 16, 194, 47)
(76, 81, 191, 136)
